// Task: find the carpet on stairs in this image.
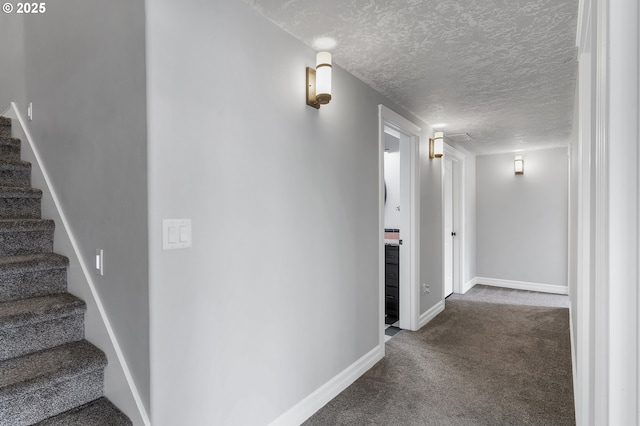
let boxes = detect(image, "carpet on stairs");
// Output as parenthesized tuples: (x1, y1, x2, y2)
(0, 116, 131, 425)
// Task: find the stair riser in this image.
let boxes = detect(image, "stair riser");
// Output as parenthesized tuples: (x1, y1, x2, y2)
(0, 314, 84, 361)
(0, 126, 10, 139)
(0, 197, 41, 219)
(0, 369, 104, 426)
(0, 269, 67, 303)
(0, 145, 20, 161)
(0, 169, 30, 187)
(0, 230, 53, 256)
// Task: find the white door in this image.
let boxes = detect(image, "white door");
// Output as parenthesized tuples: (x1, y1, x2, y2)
(443, 158, 454, 297)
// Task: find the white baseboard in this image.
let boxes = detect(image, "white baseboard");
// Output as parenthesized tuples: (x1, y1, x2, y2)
(269, 344, 383, 426)
(462, 277, 478, 294)
(418, 300, 445, 329)
(474, 277, 569, 295)
(568, 303, 578, 420)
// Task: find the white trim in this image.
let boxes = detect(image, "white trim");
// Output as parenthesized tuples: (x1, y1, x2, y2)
(576, 0, 592, 53)
(269, 344, 383, 426)
(418, 300, 445, 329)
(7, 103, 151, 426)
(462, 277, 478, 294)
(575, 79, 592, 426)
(604, 0, 639, 423)
(379, 105, 421, 332)
(569, 303, 578, 422)
(377, 108, 386, 351)
(474, 277, 569, 295)
(575, 7, 594, 423)
(378, 105, 421, 136)
(407, 131, 420, 331)
(593, 0, 610, 421)
(442, 157, 454, 297)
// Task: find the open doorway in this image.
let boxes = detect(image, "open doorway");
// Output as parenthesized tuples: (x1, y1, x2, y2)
(383, 128, 401, 327)
(379, 106, 421, 346)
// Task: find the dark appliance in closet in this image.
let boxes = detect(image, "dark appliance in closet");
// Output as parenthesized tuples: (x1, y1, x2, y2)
(385, 242, 399, 325)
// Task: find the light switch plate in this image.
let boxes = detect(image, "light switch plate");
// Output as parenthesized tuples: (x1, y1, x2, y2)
(95, 249, 104, 276)
(163, 219, 192, 250)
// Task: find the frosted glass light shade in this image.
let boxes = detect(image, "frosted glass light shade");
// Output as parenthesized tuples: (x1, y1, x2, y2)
(514, 155, 524, 174)
(430, 131, 444, 158)
(315, 52, 332, 104)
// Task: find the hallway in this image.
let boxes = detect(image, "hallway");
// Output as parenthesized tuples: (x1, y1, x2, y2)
(304, 287, 574, 425)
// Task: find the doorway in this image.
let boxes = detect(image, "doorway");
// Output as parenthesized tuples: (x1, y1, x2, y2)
(443, 145, 464, 295)
(379, 106, 421, 344)
(443, 158, 454, 297)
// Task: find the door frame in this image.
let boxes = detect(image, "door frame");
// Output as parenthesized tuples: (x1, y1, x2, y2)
(378, 105, 421, 341)
(443, 144, 465, 294)
(442, 157, 455, 297)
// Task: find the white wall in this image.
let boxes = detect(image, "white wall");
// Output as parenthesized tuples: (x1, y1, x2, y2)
(3, 0, 150, 419)
(476, 148, 568, 288)
(145, 0, 430, 424)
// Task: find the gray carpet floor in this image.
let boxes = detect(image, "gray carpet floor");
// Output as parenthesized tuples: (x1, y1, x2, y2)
(448, 284, 570, 308)
(304, 290, 575, 425)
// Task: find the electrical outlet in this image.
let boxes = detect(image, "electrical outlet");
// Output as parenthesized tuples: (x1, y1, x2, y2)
(27, 103, 33, 121)
(422, 283, 430, 293)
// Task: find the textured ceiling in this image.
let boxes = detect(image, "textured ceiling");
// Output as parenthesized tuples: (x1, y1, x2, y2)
(243, 0, 578, 155)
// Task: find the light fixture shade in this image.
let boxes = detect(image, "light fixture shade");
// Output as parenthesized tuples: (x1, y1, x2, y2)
(514, 155, 524, 174)
(429, 131, 444, 158)
(315, 52, 332, 104)
(306, 52, 332, 109)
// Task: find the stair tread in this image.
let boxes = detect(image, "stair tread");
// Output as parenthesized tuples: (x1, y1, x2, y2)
(0, 159, 30, 169)
(0, 219, 54, 232)
(0, 137, 20, 146)
(0, 253, 68, 274)
(0, 293, 85, 330)
(0, 340, 106, 401)
(0, 186, 41, 198)
(34, 397, 132, 426)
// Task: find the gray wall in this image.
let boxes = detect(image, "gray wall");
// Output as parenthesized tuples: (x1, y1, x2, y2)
(419, 137, 443, 310)
(15, 0, 149, 413)
(463, 151, 477, 285)
(146, 0, 432, 424)
(0, 13, 26, 110)
(476, 148, 568, 286)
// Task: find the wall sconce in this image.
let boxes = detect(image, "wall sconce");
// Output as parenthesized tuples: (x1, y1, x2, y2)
(514, 155, 524, 174)
(306, 52, 332, 109)
(429, 131, 444, 159)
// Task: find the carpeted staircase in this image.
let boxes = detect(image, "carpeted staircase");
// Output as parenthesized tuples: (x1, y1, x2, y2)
(0, 116, 131, 425)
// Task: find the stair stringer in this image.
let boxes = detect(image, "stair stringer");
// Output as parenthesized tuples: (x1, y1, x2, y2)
(2, 103, 150, 426)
